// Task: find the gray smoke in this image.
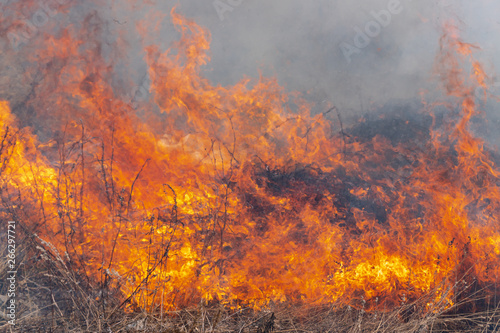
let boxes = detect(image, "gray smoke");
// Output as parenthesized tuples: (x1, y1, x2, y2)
(2, 0, 499, 135)
(105, 1, 499, 125)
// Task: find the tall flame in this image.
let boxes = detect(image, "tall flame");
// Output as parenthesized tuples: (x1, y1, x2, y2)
(0, 5, 499, 312)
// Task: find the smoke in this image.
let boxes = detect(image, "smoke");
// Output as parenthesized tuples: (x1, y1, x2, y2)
(104, 1, 499, 120)
(1, 0, 499, 127)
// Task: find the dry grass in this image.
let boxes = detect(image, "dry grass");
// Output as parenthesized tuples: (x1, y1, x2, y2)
(0, 115, 498, 332)
(0, 100, 498, 332)
(1, 234, 499, 333)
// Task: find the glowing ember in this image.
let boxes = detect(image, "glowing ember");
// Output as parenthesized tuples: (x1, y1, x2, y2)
(0, 5, 499, 313)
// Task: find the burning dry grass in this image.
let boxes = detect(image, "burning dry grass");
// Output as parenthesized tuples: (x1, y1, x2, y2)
(1, 4, 500, 332)
(1, 239, 500, 332)
(1, 112, 499, 332)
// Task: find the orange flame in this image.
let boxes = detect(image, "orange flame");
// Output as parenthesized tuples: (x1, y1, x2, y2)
(1, 6, 499, 313)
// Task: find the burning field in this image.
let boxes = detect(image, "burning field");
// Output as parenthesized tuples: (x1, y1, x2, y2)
(1, 1, 500, 332)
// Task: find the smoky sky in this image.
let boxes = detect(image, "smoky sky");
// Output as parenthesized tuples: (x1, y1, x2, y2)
(103, 0, 500, 123)
(1, 0, 499, 127)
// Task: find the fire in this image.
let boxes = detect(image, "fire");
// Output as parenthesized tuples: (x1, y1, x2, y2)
(1, 4, 499, 313)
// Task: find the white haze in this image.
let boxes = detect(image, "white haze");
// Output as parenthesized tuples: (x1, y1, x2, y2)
(103, 1, 499, 128)
(1, 0, 499, 132)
